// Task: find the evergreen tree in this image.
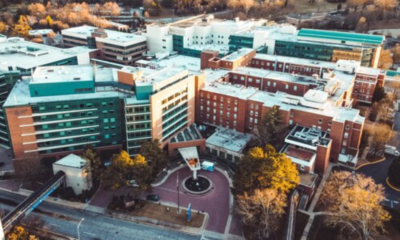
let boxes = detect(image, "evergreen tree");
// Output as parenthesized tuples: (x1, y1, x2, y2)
(255, 106, 283, 147)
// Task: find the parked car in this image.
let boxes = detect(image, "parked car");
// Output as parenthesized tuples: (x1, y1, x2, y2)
(146, 194, 160, 202)
(385, 145, 400, 156)
(0, 162, 4, 167)
(128, 179, 139, 187)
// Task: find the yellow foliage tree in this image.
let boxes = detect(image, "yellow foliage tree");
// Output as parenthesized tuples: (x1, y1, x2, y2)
(233, 144, 300, 195)
(46, 15, 53, 26)
(0, 21, 7, 33)
(320, 171, 391, 240)
(7, 226, 39, 240)
(12, 15, 31, 38)
(102, 151, 152, 190)
(379, 49, 393, 69)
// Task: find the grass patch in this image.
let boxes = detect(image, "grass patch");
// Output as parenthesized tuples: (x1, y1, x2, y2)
(131, 202, 205, 228)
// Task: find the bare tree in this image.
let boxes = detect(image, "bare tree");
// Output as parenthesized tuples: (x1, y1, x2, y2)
(15, 157, 44, 188)
(236, 188, 287, 239)
(228, 0, 257, 17)
(369, 123, 394, 157)
(320, 171, 391, 240)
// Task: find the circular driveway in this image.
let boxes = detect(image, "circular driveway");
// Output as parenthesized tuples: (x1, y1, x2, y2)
(153, 167, 230, 234)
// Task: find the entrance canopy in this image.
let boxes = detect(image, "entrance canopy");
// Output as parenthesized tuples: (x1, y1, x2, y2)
(178, 147, 201, 171)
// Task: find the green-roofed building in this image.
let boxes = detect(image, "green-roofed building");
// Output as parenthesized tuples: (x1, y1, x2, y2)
(274, 28, 384, 68)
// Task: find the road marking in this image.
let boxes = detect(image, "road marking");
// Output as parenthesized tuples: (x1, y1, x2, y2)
(83, 232, 97, 237)
(394, 201, 399, 204)
(384, 199, 390, 202)
(155, 187, 178, 193)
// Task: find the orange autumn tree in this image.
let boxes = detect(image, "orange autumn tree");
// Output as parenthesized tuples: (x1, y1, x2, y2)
(102, 151, 152, 190)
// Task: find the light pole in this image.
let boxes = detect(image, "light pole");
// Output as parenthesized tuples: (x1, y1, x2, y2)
(177, 171, 180, 214)
(77, 218, 84, 240)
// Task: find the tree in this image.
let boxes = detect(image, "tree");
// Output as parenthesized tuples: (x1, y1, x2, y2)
(16, 157, 44, 188)
(139, 139, 167, 178)
(255, 106, 284, 147)
(12, 15, 31, 38)
(359, 127, 371, 156)
(388, 156, 400, 187)
(369, 123, 394, 158)
(228, 0, 257, 17)
(236, 188, 287, 239)
(372, 85, 386, 103)
(320, 171, 391, 240)
(46, 15, 53, 26)
(0, 22, 7, 33)
(385, 79, 400, 101)
(373, 0, 397, 20)
(102, 151, 152, 191)
(103, 2, 121, 16)
(7, 226, 39, 240)
(348, 0, 368, 11)
(233, 144, 299, 195)
(81, 146, 103, 182)
(28, 3, 47, 18)
(378, 49, 393, 69)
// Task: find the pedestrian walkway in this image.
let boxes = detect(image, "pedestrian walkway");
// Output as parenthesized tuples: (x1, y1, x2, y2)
(300, 163, 334, 240)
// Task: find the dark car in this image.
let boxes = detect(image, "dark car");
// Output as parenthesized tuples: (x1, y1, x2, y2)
(0, 162, 4, 167)
(146, 194, 160, 202)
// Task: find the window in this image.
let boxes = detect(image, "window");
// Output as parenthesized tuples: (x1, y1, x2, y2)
(290, 112, 294, 117)
(250, 111, 253, 116)
(318, 119, 322, 124)
(248, 78, 253, 83)
(103, 118, 109, 123)
(345, 125, 350, 130)
(273, 82, 276, 87)
(241, 76, 245, 81)
(255, 119, 258, 124)
(342, 140, 347, 146)
(344, 132, 349, 138)
(285, 85, 288, 89)
(250, 118, 253, 123)
(294, 86, 297, 91)
(234, 114, 237, 119)
(256, 79, 260, 84)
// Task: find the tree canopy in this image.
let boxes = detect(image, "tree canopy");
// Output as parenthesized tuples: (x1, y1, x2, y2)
(233, 144, 299, 195)
(320, 171, 390, 240)
(255, 106, 284, 147)
(81, 145, 103, 182)
(139, 139, 167, 178)
(102, 151, 152, 191)
(7, 226, 39, 240)
(236, 188, 287, 239)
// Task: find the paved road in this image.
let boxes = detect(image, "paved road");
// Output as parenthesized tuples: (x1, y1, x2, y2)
(356, 110, 400, 207)
(0, 190, 201, 240)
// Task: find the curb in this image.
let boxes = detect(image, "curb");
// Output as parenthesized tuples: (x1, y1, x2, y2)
(386, 177, 400, 192)
(152, 164, 186, 187)
(355, 157, 385, 170)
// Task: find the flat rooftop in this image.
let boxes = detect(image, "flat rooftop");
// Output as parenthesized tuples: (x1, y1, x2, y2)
(31, 65, 94, 84)
(253, 54, 336, 69)
(4, 78, 123, 107)
(206, 127, 251, 153)
(54, 154, 87, 169)
(0, 39, 96, 70)
(356, 66, 381, 76)
(62, 25, 146, 43)
(134, 66, 189, 87)
(285, 145, 315, 162)
(221, 48, 254, 62)
(151, 55, 201, 73)
(298, 28, 384, 45)
(202, 82, 258, 100)
(285, 125, 330, 147)
(186, 44, 230, 55)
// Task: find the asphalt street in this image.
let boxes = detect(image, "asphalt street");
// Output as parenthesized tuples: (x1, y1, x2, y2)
(0, 190, 202, 240)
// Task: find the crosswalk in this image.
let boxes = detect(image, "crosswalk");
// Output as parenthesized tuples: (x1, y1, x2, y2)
(382, 198, 399, 208)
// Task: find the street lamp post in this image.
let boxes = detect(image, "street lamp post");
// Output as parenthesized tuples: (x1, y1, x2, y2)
(177, 171, 180, 214)
(77, 218, 84, 240)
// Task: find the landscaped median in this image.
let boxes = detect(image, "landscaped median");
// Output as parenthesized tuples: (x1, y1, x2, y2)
(386, 177, 400, 192)
(107, 201, 207, 234)
(355, 156, 386, 170)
